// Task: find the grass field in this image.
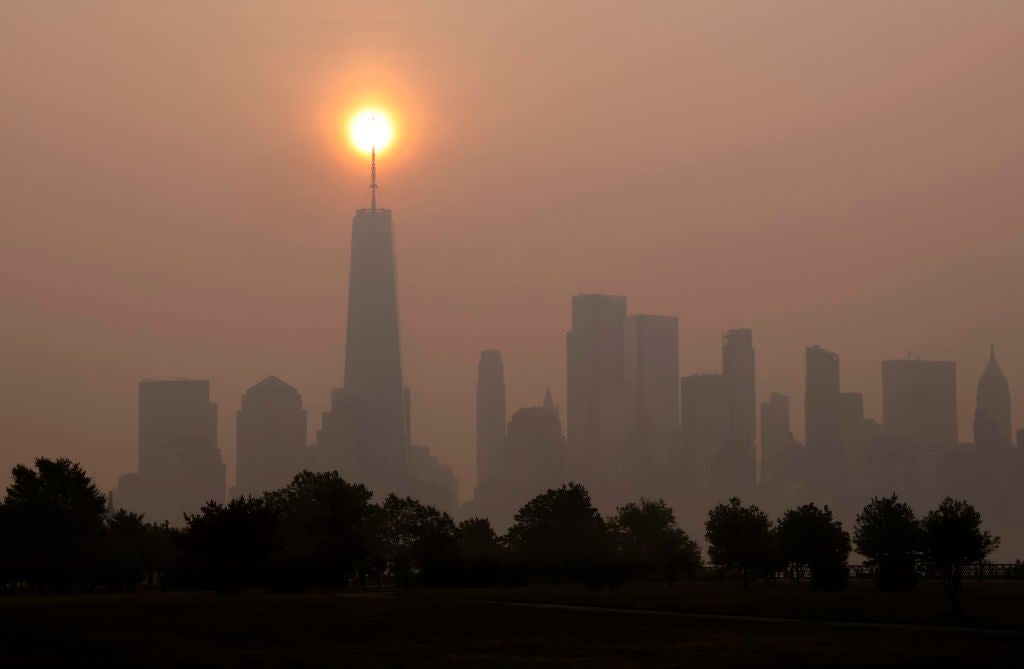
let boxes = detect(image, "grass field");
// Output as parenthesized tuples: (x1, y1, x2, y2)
(469, 578, 1024, 629)
(1, 583, 1021, 667)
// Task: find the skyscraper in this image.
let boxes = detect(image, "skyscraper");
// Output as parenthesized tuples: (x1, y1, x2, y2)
(805, 346, 844, 505)
(504, 406, 566, 502)
(722, 329, 756, 446)
(680, 373, 731, 507)
(235, 376, 307, 497)
(114, 379, 225, 523)
(760, 392, 796, 509)
(476, 349, 506, 490)
(974, 346, 1012, 448)
(881, 358, 957, 506)
(839, 391, 872, 502)
(882, 358, 958, 448)
(805, 346, 841, 452)
(318, 149, 407, 493)
(566, 293, 627, 502)
(625, 314, 679, 489)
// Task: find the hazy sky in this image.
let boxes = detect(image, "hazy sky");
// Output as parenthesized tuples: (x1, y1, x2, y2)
(3, 1, 1024, 500)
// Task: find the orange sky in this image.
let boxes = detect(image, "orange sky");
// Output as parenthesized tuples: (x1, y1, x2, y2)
(2, 1, 1024, 500)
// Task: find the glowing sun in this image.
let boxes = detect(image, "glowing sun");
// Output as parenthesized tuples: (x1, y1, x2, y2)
(348, 108, 395, 154)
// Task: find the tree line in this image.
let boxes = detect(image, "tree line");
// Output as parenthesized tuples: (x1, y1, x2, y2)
(0, 458, 1002, 614)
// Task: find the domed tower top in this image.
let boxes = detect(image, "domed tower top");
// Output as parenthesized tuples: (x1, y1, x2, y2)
(974, 345, 1012, 447)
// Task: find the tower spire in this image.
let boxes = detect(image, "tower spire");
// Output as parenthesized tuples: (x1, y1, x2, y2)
(370, 138, 378, 213)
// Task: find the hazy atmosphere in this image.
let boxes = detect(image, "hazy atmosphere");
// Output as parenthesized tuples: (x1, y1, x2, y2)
(3, 0, 1024, 500)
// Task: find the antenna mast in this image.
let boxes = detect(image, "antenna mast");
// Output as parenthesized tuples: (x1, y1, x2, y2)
(369, 113, 378, 213)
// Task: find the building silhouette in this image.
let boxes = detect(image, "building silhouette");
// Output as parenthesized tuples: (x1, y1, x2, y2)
(316, 156, 410, 494)
(543, 386, 560, 422)
(625, 314, 679, 496)
(805, 346, 841, 452)
(974, 345, 1012, 448)
(760, 392, 797, 512)
(475, 350, 506, 493)
(505, 405, 566, 501)
(881, 358, 957, 506)
(722, 329, 756, 446)
(839, 392, 866, 462)
(407, 444, 459, 514)
(114, 379, 225, 524)
(805, 346, 844, 507)
(712, 439, 756, 506)
(234, 376, 307, 498)
(466, 391, 564, 530)
(882, 358, 958, 449)
(839, 391, 876, 509)
(566, 293, 627, 503)
(680, 373, 731, 512)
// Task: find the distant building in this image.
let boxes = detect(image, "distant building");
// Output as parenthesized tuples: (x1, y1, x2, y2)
(475, 350, 506, 491)
(760, 392, 796, 510)
(543, 386, 560, 423)
(862, 433, 920, 502)
(504, 405, 566, 503)
(235, 376, 307, 497)
(839, 391, 872, 504)
(407, 444, 458, 514)
(467, 391, 563, 530)
(882, 358, 958, 448)
(839, 392, 866, 458)
(339, 203, 407, 491)
(974, 346, 1012, 448)
(566, 293, 628, 502)
(681, 373, 731, 506)
(805, 346, 841, 452)
(722, 329, 756, 446)
(316, 167, 408, 494)
(625, 314, 679, 494)
(805, 346, 844, 505)
(711, 439, 756, 504)
(114, 379, 225, 524)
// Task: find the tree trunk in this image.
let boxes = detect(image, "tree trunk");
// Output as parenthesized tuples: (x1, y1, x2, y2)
(949, 568, 963, 617)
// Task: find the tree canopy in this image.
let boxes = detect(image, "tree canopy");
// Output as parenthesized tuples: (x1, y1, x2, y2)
(505, 483, 610, 577)
(854, 494, 921, 591)
(609, 498, 701, 581)
(921, 497, 999, 615)
(2, 457, 108, 589)
(705, 497, 774, 589)
(776, 503, 850, 590)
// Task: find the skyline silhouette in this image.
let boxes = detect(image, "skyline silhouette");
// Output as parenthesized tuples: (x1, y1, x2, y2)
(3, 2, 1024, 558)
(5, 5, 1024, 667)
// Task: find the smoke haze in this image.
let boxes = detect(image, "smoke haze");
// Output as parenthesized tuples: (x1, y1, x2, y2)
(2, 1, 1024, 502)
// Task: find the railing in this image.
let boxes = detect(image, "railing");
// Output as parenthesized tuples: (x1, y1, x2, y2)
(699, 563, 1024, 580)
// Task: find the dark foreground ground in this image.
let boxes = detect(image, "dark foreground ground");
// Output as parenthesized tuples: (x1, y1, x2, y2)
(1, 582, 1022, 667)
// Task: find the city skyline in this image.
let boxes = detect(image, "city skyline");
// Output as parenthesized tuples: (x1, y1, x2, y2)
(3, 2, 1024, 519)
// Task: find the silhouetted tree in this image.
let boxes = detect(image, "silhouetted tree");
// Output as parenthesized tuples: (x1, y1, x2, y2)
(457, 517, 502, 561)
(1, 458, 107, 590)
(181, 496, 278, 592)
(140, 521, 182, 587)
(609, 498, 701, 582)
(505, 483, 610, 582)
(456, 517, 504, 585)
(776, 503, 850, 591)
(263, 470, 375, 588)
(101, 509, 147, 591)
(854, 494, 921, 591)
(920, 497, 999, 616)
(372, 494, 457, 586)
(705, 497, 774, 590)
